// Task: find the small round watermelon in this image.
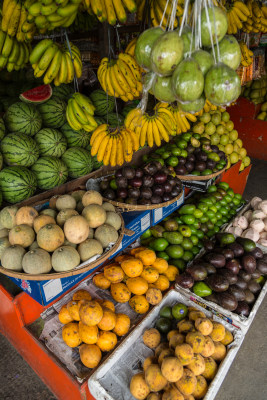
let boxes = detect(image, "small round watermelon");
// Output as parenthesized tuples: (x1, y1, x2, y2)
(31, 157, 68, 190)
(4, 102, 42, 136)
(35, 128, 67, 157)
(0, 166, 37, 203)
(1, 133, 39, 167)
(89, 90, 115, 116)
(62, 147, 93, 178)
(60, 123, 91, 148)
(38, 96, 67, 128)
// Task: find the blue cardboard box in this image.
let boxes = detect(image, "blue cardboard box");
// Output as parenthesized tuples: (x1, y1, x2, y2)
(7, 210, 151, 306)
(150, 189, 185, 226)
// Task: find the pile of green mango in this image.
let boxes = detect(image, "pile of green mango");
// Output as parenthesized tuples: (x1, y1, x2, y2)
(141, 181, 245, 272)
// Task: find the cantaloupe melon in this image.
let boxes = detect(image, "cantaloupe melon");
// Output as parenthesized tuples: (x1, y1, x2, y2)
(40, 208, 57, 219)
(63, 239, 77, 248)
(102, 202, 115, 212)
(0, 228, 9, 238)
(52, 246, 80, 272)
(1, 245, 26, 271)
(94, 224, 119, 248)
(56, 209, 78, 226)
(33, 215, 56, 233)
(56, 194, 76, 210)
(82, 205, 106, 228)
(105, 212, 121, 230)
(0, 237, 11, 259)
(9, 224, 35, 247)
(15, 206, 38, 227)
(78, 239, 103, 262)
(71, 190, 86, 202)
(64, 215, 89, 244)
(37, 224, 65, 252)
(0, 206, 18, 229)
(22, 248, 52, 274)
(82, 190, 103, 206)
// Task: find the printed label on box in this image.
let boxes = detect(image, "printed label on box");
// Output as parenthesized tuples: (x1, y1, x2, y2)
(43, 279, 63, 302)
(141, 214, 150, 231)
(154, 208, 163, 223)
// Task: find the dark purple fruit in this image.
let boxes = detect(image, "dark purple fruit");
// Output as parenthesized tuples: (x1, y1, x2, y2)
(167, 176, 177, 187)
(256, 260, 267, 275)
(221, 248, 235, 260)
(206, 274, 229, 292)
(154, 171, 167, 184)
(244, 289, 255, 304)
(217, 151, 225, 159)
(163, 182, 172, 193)
(203, 239, 214, 251)
(219, 268, 238, 285)
(117, 188, 128, 199)
(128, 188, 140, 199)
(174, 165, 188, 175)
(204, 263, 217, 275)
(247, 280, 261, 294)
(122, 166, 135, 179)
(235, 301, 250, 316)
(153, 185, 165, 197)
(129, 177, 143, 188)
(103, 189, 116, 200)
(195, 161, 206, 172)
(138, 198, 151, 205)
(205, 294, 219, 304)
(242, 255, 256, 273)
(151, 195, 162, 204)
(251, 269, 261, 279)
(249, 247, 263, 259)
(229, 242, 244, 257)
(227, 285, 246, 301)
(210, 145, 219, 152)
(162, 193, 172, 202)
(143, 175, 154, 187)
(216, 292, 238, 311)
(187, 144, 195, 154)
(187, 154, 196, 163)
(184, 161, 194, 173)
(171, 187, 180, 197)
(176, 272, 194, 288)
(238, 270, 251, 282)
(205, 253, 226, 268)
(115, 169, 123, 178)
(206, 159, 216, 170)
(143, 162, 158, 176)
(135, 168, 144, 178)
(226, 259, 241, 275)
(140, 187, 152, 200)
(196, 151, 208, 162)
(187, 264, 208, 281)
(178, 156, 186, 165)
(235, 277, 247, 290)
(116, 176, 128, 188)
(125, 198, 137, 205)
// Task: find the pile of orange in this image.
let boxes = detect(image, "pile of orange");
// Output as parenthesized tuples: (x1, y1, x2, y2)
(93, 247, 179, 314)
(58, 289, 130, 369)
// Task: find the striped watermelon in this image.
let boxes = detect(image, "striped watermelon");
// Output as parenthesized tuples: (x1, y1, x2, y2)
(35, 128, 67, 157)
(1, 133, 39, 167)
(94, 116, 106, 125)
(62, 147, 93, 178)
(60, 123, 91, 148)
(108, 113, 124, 127)
(52, 84, 74, 100)
(31, 156, 68, 190)
(89, 90, 115, 116)
(0, 152, 3, 170)
(38, 96, 67, 128)
(4, 102, 42, 136)
(0, 166, 37, 203)
(0, 117, 5, 140)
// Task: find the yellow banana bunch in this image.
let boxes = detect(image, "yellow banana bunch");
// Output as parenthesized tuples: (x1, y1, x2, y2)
(97, 53, 142, 102)
(22, 0, 82, 34)
(240, 41, 253, 67)
(220, 1, 250, 34)
(125, 104, 176, 148)
(90, 123, 138, 166)
(30, 39, 82, 85)
(137, 0, 184, 28)
(125, 37, 137, 57)
(0, 29, 30, 71)
(168, 104, 196, 135)
(82, 0, 136, 25)
(243, 0, 267, 33)
(66, 93, 97, 133)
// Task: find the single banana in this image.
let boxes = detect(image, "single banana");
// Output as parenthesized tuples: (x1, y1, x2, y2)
(112, 0, 126, 23)
(139, 118, 148, 147)
(152, 119, 161, 146)
(90, 128, 108, 156)
(30, 39, 53, 64)
(2, 34, 14, 58)
(97, 135, 110, 162)
(38, 43, 59, 70)
(73, 93, 95, 115)
(8, 39, 20, 63)
(117, 58, 136, 89)
(109, 137, 117, 167)
(71, 98, 89, 125)
(121, 0, 136, 13)
(0, 31, 7, 53)
(43, 49, 62, 84)
(104, 0, 116, 25)
(7, 0, 22, 37)
(2, 0, 17, 32)
(57, 3, 79, 17)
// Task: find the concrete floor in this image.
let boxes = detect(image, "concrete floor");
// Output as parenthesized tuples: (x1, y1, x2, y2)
(1, 158, 267, 400)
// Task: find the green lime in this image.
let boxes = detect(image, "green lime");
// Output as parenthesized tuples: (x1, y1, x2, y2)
(207, 185, 217, 193)
(193, 133, 201, 140)
(179, 225, 191, 237)
(160, 306, 173, 319)
(166, 156, 179, 167)
(180, 149, 188, 158)
(172, 303, 188, 320)
(162, 151, 171, 160)
(182, 250, 194, 262)
(198, 203, 208, 213)
(141, 229, 152, 239)
(157, 251, 169, 261)
(155, 147, 165, 155)
(110, 179, 117, 190)
(166, 245, 184, 259)
(190, 235, 199, 245)
(227, 188, 235, 197)
(169, 258, 186, 271)
(196, 230, 204, 239)
(191, 171, 201, 176)
(151, 238, 169, 251)
(182, 238, 193, 250)
(177, 139, 187, 149)
(171, 147, 182, 156)
(156, 317, 172, 333)
(194, 209, 203, 219)
(181, 132, 192, 142)
(192, 246, 200, 256)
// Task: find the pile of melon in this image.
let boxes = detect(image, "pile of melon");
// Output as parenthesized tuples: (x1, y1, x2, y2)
(93, 247, 179, 314)
(59, 289, 131, 369)
(0, 190, 122, 275)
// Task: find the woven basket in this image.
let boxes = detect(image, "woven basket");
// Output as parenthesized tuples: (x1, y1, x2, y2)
(176, 166, 227, 181)
(0, 214, 125, 281)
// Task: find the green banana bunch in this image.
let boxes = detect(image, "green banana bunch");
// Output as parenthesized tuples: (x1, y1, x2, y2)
(0, 28, 31, 71)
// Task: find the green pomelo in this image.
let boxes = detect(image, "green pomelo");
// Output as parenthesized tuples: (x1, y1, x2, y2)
(135, 27, 164, 70)
(191, 50, 214, 75)
(152, 75, 176, 102)
(179, 95, 206, 113)
(151, 31, 184, 76)
(181, 26, 193, 55)
(201, 6, 228, 47)
(172, 58, 204, 102)
(214, 35, 241, 70)
(205, 63, 241, 106)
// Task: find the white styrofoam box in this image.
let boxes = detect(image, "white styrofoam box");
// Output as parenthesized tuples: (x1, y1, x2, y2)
(88, 289, 244, 400)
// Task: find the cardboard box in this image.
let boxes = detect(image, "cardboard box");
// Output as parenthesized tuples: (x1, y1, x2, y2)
(7, 210, 151, 306)
(150, 188, 184, 226)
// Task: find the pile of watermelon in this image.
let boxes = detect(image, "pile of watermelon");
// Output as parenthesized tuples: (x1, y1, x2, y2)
(0, 85, 106, 205)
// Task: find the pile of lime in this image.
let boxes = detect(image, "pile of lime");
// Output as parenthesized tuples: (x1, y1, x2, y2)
(155, 303, 188, 334)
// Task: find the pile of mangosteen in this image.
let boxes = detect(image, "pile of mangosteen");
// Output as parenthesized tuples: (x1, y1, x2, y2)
(100, 162, 183, 205)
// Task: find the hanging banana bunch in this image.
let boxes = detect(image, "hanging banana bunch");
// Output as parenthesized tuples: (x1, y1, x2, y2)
(243, 0, 267, 33)
(167, 103, 197, 135)
(97, 53, 142, 102)
(1, 0, 29, 41)
(216, 1, 251, 34)
(0, 29, 31, 71)
(82, 0, 136, 25)
(125, 104, 176, 148)
(239, 41, 253, 67)
(125, 37, 137, 57)
(66, 93, 98, 132)
(29, 39, 82, 86)
(136, 0, 184, 29)
(90, 123, 139, 166)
